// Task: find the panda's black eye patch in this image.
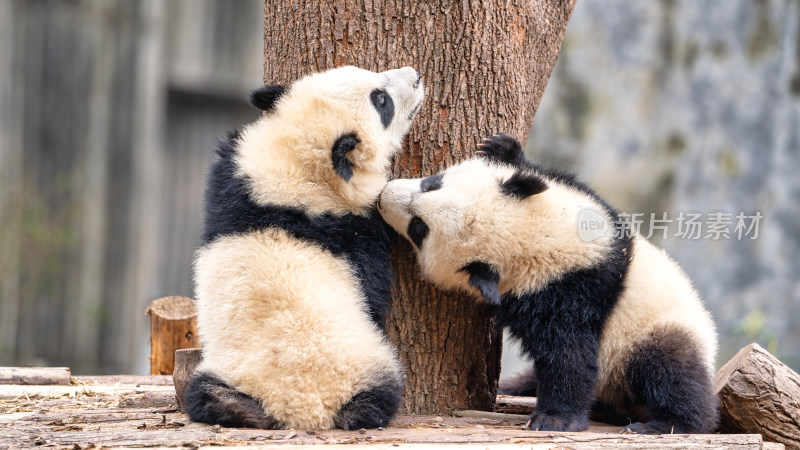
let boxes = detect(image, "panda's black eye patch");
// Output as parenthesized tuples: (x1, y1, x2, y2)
(420, 173, 443, 193)
(407, 216, 429, 249)
(371, 89, 395, 129)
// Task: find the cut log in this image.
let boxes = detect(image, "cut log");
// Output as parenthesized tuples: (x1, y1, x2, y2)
(495, 394, 538, 415)
(145, 296, 200, 375)
(714, 343, 800, 449)
(172, 348, 202, 412)
(0, 367, 71, 385)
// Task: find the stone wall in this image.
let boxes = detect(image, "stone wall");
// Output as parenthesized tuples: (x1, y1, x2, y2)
(516, 0, 799, 371)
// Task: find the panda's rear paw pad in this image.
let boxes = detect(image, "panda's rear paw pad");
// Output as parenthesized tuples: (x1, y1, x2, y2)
(477, 133, 523, 164)
(526, 411, 588, 432)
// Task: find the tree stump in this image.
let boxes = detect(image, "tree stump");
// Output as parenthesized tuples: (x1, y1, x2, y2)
(145, 296, 200, 375)
(714, 343, 800, 449)
(173, 348, 203, 412)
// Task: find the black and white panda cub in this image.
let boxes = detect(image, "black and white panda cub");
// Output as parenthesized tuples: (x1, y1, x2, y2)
(377, 133, 718, 434)
(184, 66, 424, 430)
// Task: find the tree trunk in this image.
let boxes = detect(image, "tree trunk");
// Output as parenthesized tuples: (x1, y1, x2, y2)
(264, 0, 575, 414)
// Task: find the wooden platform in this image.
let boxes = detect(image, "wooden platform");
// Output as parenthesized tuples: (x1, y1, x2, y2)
(0, 375, 778, 449)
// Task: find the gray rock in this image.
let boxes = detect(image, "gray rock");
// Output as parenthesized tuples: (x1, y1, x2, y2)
(520, 0, 800, 371)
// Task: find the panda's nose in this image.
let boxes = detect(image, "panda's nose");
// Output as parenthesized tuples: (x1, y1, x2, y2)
(412, 70, 422, 89)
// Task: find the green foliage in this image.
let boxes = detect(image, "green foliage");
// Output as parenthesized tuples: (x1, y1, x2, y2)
(735, 308, 779, 355)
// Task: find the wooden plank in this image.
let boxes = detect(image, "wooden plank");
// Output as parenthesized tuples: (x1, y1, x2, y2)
(0, 375, 768, 449)
(495, 394, 537, 414)
(453, 409, 530, 421)
(0, 367, 71, 385)
(453, 410, 622, 434)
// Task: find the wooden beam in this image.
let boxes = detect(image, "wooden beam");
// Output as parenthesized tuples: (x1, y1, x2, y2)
(495, 394, 537, 414)
(0, 375, 773, 449)
(0, 367, 71, 385)
(714, 343, 800, 449)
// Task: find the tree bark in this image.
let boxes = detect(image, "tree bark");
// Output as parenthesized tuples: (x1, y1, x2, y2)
(173, 348, 203, 412)
(264, 0, 575, 414)
(714, 343, 800, 449)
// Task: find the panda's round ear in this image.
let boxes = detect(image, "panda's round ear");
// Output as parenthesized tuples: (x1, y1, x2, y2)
(460, 261, 501, 306)
(249, 85, 286, 112)
(500, 170, 548, 199)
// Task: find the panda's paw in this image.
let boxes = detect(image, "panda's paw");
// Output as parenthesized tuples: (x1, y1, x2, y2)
(525, 411, 589, 432)
(477, 133, 524, 166)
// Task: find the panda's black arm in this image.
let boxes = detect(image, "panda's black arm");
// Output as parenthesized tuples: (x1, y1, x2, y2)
(504, 299, 599, 429)
(499, 263, 623, 431)
(477, 133, 540, 170)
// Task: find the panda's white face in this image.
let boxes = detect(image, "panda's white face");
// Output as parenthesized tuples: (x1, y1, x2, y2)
(378, 158, 614, 299)
(236, 66, 424, 216)
(304, 66, 424, 150)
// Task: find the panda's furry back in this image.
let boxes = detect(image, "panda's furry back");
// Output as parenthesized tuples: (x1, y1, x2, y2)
(192, 130, 400, 429)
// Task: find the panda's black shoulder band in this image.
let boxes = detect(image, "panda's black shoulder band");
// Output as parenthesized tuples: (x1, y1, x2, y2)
(332, 132, 360, 182)
(460, 261, 501, 306)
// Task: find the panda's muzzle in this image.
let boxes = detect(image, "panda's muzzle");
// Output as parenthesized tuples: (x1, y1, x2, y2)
(407, 216, 429, 249)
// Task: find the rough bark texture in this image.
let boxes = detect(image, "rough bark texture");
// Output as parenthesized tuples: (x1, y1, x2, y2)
(173, 348, 203, 412)
(263, 0, 575, 414)
(714, 343, 800, 449)
(145, 296, 200, 376)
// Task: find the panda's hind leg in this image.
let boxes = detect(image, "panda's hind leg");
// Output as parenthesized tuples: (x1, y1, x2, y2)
(183, 372, 281, 429)
(624, 326, 718, 434)
(333, 371, 403, 430)
(498, 364, 538, 397)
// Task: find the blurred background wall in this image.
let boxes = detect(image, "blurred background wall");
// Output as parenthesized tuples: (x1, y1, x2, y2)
(1, 0, 797, 375)
(0, 0, 263, 374)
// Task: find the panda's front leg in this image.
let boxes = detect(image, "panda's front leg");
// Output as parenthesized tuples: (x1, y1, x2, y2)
(526, 340, 598, 432)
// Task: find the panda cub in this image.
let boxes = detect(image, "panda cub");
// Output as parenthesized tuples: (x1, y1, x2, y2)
(377, 133, 718, 434)
(185, 66, 424, 430)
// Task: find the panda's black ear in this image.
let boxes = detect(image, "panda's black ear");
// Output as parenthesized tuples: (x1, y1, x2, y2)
(331, 132, 360, 182)
(249, 85, 286, 112)
(500, 171, 548, 199)
(460, 261, 501, 306)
